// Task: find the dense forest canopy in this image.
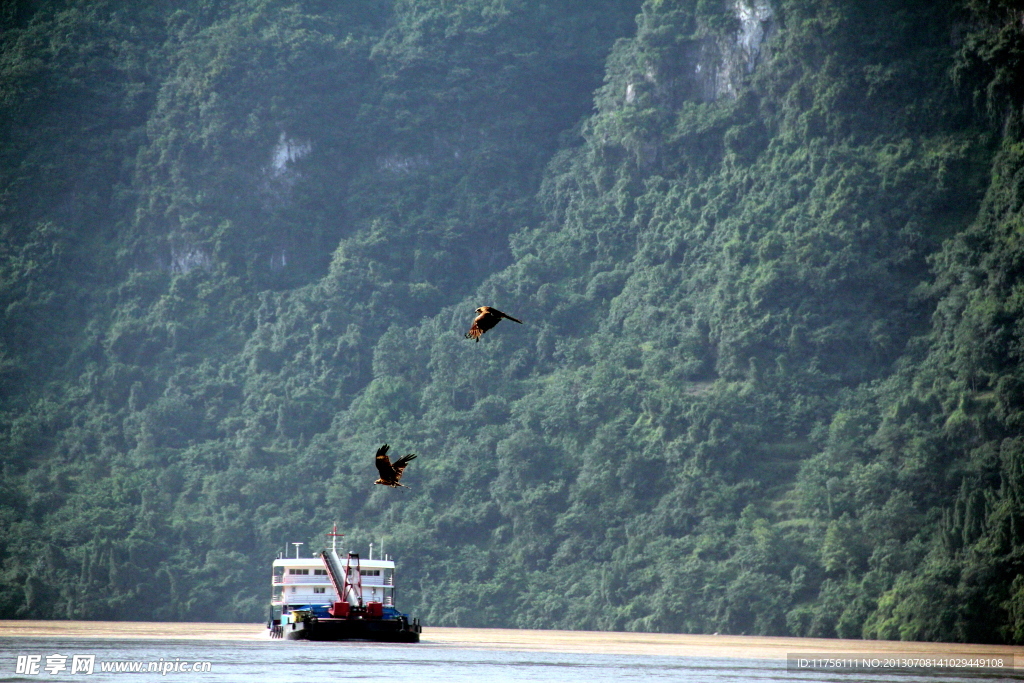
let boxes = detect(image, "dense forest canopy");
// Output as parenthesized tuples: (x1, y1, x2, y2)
(3, 0, 1024, 642)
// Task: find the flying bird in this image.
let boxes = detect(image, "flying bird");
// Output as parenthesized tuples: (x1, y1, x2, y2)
(465, 306, 522, 342)
(374, 443, 417, 488)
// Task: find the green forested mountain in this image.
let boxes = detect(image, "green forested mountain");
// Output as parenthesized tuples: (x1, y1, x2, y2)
(2, 0, 1024, 642)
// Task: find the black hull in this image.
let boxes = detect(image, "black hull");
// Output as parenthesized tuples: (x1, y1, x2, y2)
(277, 617, 421, 643)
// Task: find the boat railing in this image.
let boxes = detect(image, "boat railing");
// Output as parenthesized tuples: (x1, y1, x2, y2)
(282, 592, 334, 601)
(273, 576, 393, 587)
(359, 577, 393, 587)
(274, 576, 332, 585)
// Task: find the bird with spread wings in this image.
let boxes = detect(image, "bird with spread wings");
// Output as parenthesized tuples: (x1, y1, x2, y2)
(374, 443, 417, 488)
(464, 306, 522, 342)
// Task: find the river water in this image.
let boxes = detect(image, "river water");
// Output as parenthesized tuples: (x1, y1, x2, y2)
(2, 634, 1021, 683)
(2, 623, 1022, 683)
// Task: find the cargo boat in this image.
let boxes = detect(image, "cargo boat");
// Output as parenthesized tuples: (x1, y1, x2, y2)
(267, 528, 421, 642)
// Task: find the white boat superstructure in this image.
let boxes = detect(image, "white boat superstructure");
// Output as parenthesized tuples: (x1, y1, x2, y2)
(271, 553, 396, 612)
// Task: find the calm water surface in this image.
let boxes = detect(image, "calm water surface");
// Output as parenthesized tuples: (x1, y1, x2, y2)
(1, 636, 1019, 683)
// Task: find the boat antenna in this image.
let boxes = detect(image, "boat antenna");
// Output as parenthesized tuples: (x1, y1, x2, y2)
(292, 542, 303, 559)
(327, 523, 344, 554)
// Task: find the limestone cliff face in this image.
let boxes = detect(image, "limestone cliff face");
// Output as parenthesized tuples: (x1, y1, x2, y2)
(601, 0, 774, 169)
(711, 0, 774, 100)
(673, 0, 775, 104)
(616, 0, 775, 112)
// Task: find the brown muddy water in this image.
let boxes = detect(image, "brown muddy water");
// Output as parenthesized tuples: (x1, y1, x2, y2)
(1, 621, 1020, 682)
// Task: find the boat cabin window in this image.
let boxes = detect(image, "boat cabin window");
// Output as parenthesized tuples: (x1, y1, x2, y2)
(314, 569, 327, 575)
(360, 569, 380, 576)
(289, 568, 310, 575)
(313, 587, 326, 594)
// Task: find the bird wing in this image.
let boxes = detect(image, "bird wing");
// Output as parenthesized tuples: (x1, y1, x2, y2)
(391, 453, 417, 482)
(492, 308, 523, 324)
(375, 444, 395, 479)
